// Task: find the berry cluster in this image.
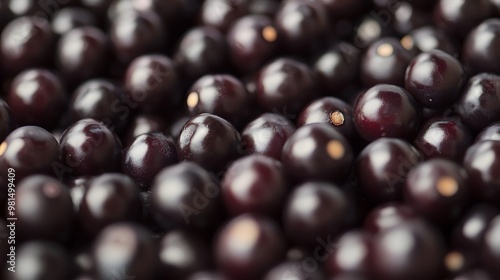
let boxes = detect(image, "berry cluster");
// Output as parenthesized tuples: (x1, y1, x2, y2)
(0, 0, 499, 280)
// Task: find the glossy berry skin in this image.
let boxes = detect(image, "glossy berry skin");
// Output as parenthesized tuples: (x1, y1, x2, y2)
(451, 205, 498, 256)
(7, 69, 66, 129)
(8, 0, 73, 16)
(404, 159, 469, 225)
(6, 242, 73, 280)
(68, 79, 127, 130)
(56, 27, 109, 86)
(392, 2, 432, 35)
(78, 174, 142, 235)
(51, 129, 63, 141)
(433, 0, 493, 39)
(463, 19, 500, 75)
(325, 231, 372, 277)
(227, 15, 279, 73)
(370, 221, 445, 280)
(414, 117, 473, 162)
(109, 10, 166, 64)
(357, 138, 422, 204)
(0, 99, 15, 142)
(241, 113, 295, 160)
(361, 38, 413, 87)
(0, 126, 61, 180)
(106, 0, 134, 20)
(122, 133, 178, 190)
(476, 122, 500, 142)
(222, 155, 287, 217)
(353, 16, 390, 47)
(215, 214, 286, 280)
(199, 0, 248, 32)
(92, 223, 157, 280)
(122, 114, 168, 146)
(264, 261, 327, 280)
(186, 74, 252, 128)
(60, 118, 122, 177)
(174, 26, 227, 81)
(481, 215, 500, 276)
(158, 230, 212, 279)
(405, 50, 465, 108)
(281, 123, 353, 183)
(256, 58, 317, 116)
(454, 73, 500, 132)
(494, 0, 500, 15)
(151, 162, 221, 230)
(124, 55, 181, 114)
(4, 0, 35, 16)
(178, 113, 241, 172)
(363, 203, 420, 234)
(297, 97, 356, 141)
(354, 84, 421, 142)
(275, 0, 329, 55)
(400, 26, 459, 56)
(80, 0, 113, 17)
(463, 141, 500, 204)
(243, 72, 259, 96)
(283, 182, 348, 247)
(313, 42, 360, 94)
(51, 7, 99, 36)
(67, 176, 92, 212)
(16, 175, 74, 242)
(1, 16, 55, 75)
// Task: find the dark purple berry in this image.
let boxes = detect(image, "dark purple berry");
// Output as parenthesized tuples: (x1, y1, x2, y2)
(404, 159, 470, 225)
(414, 117, 473, 162)
(215, 214, 286, 280)
(241, 113, 295, 160)
(16, 175, 74, 241)
(282, 123, 353, 183)
(354, 84, 421, 141)
(7, 69, 66, 129)
(405, 50, 465, 108)
(151, 162, 221, 230)
(283, 182, 349, 247)
(0, 126, 60, 180)
(256, 58, 317, 117)
(222, 155, 287, 217)
(91, 223, 157, 280)
(60, 118, 122, 177)
(178, 113, 241, 172)
(357, 138, 422, 204)
(78, 174, 142, 235)
(122, 133, 178, 189)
